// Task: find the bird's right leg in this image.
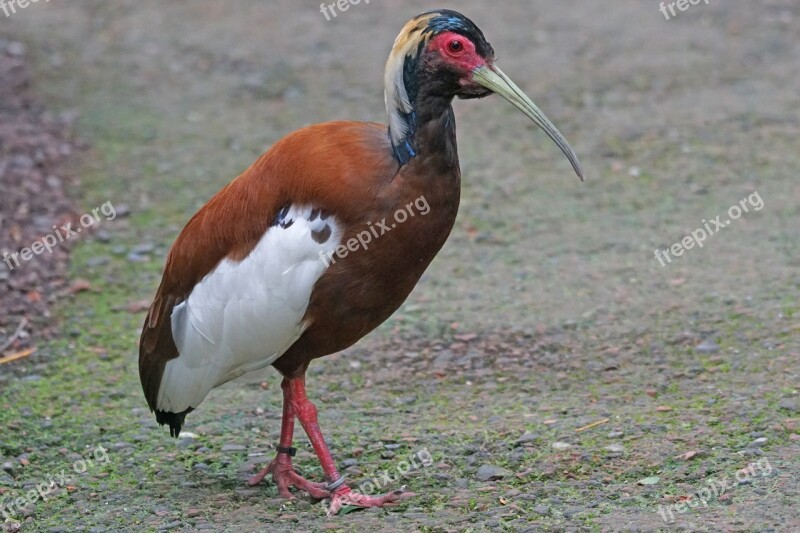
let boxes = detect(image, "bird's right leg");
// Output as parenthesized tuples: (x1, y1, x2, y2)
(247, 378, 330, 500)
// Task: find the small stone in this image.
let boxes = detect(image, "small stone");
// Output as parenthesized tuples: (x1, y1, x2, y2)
(221, 444, 247, 452)
(748, 437, 768, 448)
(381, 451, 395, 459)
(604, 444, 624, 453)
(695, 340, 720, 354)
(176, 439, 197, 450)
(6, 41, 26, 56)
(131, 243, 155, 255)
(778, 399, 800, 413)
(86, 256, 111, 267)
(1, 461, 13, 474)
(475, 464, 513, 481)
(533, 504, 550, 516)
(192, 463, 209, 471)
(344, 466, 362, 476)
(110, 442, 134, 451)
(607, 431, 624, 438)
(551, 442, 573, 451)
(516, 432, 538, 445)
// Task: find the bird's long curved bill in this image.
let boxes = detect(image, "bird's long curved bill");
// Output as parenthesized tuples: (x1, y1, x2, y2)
(472, 65, 584, 180)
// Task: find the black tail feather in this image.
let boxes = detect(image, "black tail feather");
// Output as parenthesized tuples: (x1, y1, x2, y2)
(155, 408, 194, 438)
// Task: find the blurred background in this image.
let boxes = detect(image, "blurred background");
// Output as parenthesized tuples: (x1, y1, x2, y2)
(0, 1, 798, 531)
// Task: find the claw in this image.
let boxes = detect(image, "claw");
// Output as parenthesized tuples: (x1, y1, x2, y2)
(247, 456, 331, 500)
(326, 486, 415, 516)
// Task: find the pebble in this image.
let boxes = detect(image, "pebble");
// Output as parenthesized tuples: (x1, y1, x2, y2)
(604, 444, 625, 453)
(176, 438, 197, 450)
(10, 154, 33, 170)
(86, 256, 111, 267)
(607, 431, 624, 438)
(94, 230, 112, 243)
(131, 243, 155, 255)
(778, 398, 799, 413)
(516, 432, 538, 445)
(344, 466, 362, 476)
(695, 340, 720, 354)
(533, 504, 550, 516)
(221, 444, 247, 452)
(475, 464, 512, 481)
(381, 451, 395, 459)
(748, 437, 768, 448)
(6, 41, 26, 56)
(127, 252, 148, 263)
(110, 442, 134, 452)
(1, 461, 13, 474)
(552, 442, 573, 451)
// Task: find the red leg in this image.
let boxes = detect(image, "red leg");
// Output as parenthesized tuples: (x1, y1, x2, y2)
(247, 378, 329, 500)
(286, 374, 414, 515)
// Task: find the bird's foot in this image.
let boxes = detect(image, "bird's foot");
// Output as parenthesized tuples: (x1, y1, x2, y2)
(247, 455, 330, 500)
(326, 485, 414, 516)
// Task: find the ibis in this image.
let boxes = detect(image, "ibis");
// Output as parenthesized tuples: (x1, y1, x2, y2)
(139, 9, 583, 513)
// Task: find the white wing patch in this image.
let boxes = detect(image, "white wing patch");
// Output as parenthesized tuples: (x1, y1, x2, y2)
(156, 206, 341, 413)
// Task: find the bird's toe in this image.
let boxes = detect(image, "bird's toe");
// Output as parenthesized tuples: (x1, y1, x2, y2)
(326, 486, 415, 516)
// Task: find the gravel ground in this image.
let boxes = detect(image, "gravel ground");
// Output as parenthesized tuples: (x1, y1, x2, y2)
(0, 40, 81, 348)
(1, 1, 799, 531)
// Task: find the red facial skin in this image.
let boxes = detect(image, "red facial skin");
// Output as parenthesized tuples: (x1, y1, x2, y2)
(428, 31, 489, 74)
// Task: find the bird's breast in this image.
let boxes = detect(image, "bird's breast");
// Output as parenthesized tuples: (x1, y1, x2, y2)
(274, 181, 461, 374)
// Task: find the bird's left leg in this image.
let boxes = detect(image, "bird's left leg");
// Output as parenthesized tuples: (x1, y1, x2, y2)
(247, 378, 329, 500)
(287, 374, 414, 515)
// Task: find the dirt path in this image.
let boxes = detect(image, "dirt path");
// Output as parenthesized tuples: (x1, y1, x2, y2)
(1, 1, 799, 531)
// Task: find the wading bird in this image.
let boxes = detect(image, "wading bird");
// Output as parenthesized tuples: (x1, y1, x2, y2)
(139, 9, 583, 514)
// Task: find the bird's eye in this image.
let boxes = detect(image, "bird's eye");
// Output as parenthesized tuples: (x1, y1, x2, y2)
(447, 40, 464, 54)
